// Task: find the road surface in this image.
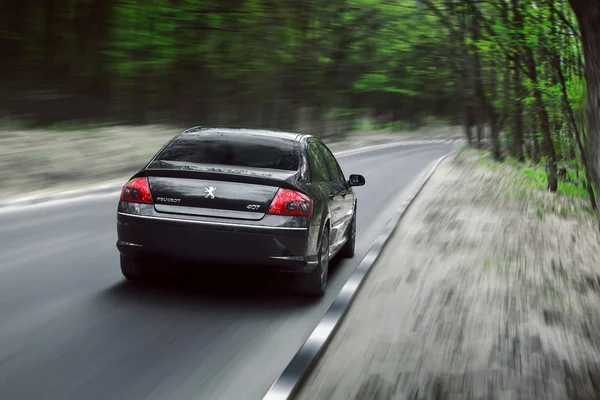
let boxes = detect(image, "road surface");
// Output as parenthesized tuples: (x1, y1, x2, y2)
(0, 142, 452, 400)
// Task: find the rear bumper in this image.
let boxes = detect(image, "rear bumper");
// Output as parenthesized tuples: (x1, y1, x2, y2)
(116, 212, 316, 273)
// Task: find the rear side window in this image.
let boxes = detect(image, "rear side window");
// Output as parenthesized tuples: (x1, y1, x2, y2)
(307, 142, 330, 182)
(317, 142, 345, 182)
(156, 132, 300, 171)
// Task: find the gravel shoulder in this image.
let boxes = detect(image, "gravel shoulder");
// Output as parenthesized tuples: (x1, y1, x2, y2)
(297, 149, 600, 400)
(0, 124, 462, 201)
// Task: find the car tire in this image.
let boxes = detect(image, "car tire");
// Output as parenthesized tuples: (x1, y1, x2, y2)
(120, 254, 145, 282)
(340, 211, 356, 258)
(297, 226, 330, 297)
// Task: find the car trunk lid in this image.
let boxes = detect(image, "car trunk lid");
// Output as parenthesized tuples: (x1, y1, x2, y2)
(145, 160, 300, 220)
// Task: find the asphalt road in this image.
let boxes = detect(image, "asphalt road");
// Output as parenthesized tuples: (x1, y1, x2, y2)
(0, 142, 452, 400)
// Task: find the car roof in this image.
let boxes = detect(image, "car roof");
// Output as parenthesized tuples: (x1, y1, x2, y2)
(179, 126, 312, 142)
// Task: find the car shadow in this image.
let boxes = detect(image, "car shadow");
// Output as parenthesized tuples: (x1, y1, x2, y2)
(100, 257, 344, 311)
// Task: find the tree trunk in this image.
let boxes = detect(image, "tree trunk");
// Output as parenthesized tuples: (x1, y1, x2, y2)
(488, 58, 503, 161)
(501, 56, 512, 155)
(464, 106, 474, 145)
(551, 33, 597, 209)
(471, 3, 485, 150)
(536, 88, 559, 192)
(513, 62, 525, 161)
(90, 0, 114, 113)
(512, 0, 525, 161)
(568, 1, 600, 220)
(532, 115, 541, 163)
(525, 45, 558, 191)
(471, 3, 501, 159)
(42, 0, 57, 85)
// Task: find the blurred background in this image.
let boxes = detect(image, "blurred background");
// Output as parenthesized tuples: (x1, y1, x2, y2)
(0, 0, 592, 207)
(0, 0, 457, 136)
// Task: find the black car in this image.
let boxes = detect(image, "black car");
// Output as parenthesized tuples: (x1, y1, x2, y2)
(116, 127, 366, 296)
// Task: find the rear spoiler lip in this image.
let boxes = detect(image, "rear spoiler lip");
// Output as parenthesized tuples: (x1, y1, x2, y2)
(143, 165, 306, 195)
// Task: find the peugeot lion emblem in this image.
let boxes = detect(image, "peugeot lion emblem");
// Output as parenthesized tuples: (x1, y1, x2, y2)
(204, 186, 216, 199)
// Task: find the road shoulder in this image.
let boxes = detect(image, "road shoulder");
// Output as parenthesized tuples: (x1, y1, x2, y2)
(296, 149, 600, 400)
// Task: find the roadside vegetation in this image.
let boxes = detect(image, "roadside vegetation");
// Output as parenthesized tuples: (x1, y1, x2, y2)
(419, 0, 600, 224)
(471, 147, 596, 221)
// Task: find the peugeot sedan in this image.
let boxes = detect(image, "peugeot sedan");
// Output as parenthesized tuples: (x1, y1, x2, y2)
(116, 127, 366, 296)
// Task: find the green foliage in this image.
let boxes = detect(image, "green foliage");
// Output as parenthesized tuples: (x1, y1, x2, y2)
(0, 0, 466, 129)
(520, 166, 589, 198)
(0, 0, 594, 218)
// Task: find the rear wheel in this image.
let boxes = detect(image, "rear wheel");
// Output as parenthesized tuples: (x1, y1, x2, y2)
(120, 254, 146, 282)
(297, 227, 330, 297)
(340, 211, 356, 258)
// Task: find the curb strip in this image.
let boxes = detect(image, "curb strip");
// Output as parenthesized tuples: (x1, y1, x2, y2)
(0, 140, 461, 210)
(0, 182, 124, 209)
(262, 152, 451, 400)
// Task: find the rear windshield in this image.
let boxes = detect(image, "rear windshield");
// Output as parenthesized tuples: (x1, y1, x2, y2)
(156, 132, 300, 171)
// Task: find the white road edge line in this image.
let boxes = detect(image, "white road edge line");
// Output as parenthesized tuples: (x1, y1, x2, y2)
(0, 140, 457, 213)
(261, 152, 451, 400)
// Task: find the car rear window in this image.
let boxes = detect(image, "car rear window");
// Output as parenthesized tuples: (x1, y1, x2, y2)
(156, 132, 300, 171)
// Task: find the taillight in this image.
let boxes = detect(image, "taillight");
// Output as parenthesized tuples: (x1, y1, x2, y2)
(267, 188, 313, 216)
(120, 177, 153, 204)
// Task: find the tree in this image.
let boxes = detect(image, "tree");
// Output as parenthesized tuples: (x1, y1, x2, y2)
(568, 1, 600, 222)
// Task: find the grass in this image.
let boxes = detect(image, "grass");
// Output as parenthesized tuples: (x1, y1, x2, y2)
(475, 150, 589, 199)
(518, 165, 589, 198)
(471, 149, 595, 219)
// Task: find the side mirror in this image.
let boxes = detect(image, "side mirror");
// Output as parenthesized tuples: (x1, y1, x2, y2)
(347, 174, 366, 187)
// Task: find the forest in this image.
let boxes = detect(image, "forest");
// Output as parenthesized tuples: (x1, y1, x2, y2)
(1, 0, 600, 215)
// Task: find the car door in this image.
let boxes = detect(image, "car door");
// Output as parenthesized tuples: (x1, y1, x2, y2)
(315, 141, 347, 249)
(321, 144, 355, 225)
(306, 139, 338, 225)
(307, 140, 342, 246)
